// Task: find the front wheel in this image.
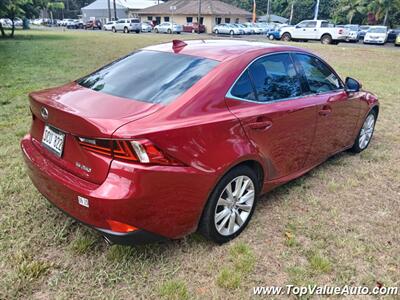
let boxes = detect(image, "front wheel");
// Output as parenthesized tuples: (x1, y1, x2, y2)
(112, 27, 116, 33)
(198, 165, 259, 244)
(230, 30, 234, 35)
(155, 28, 159, 33)
(268, 34, 275, 40)
(214, 29, 219, 35)
(167, 28, 172, 34)
(281, 32, 291, 42)
(350, 111, 377, 153)
(123, 27, 129, 33)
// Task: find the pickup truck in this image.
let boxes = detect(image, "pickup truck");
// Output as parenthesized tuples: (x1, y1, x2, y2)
(280, 20, 348, 44)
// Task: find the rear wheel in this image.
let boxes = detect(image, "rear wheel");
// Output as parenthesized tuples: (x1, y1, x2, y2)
(112, 27, 116, 33)
(214, 29, 219, 35)
(350, 111, 377, 153)
(123, 27, 129, 33)
(321, 34, 332, 44)
(230, 30, 234, 35)
(281, 32, 291, 42)
(198, 165, 259, 244)
(155, 28, 159, 33)
(268, 34, 275, 40)
(167, 28, 172, 34)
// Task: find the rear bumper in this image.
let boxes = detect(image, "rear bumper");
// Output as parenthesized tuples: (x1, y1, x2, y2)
(21, 135, 215, 244)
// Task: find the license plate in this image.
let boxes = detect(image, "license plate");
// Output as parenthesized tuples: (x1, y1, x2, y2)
(42, 125, 65, 157)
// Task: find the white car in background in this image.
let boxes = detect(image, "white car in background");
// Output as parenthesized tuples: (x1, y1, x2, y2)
(232, 23, 253, 34)
(103, 21, 116, 31)
(141, 22, 152, 32)
(154, 22, 182, 34)
(364, 26, 388, 45)
(344, 24, 359, 42)
(213, 23, 244, 35)
(113, 18, 141, 33)
(243, 22, 263, 34)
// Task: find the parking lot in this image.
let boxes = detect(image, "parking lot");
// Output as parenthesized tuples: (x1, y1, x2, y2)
(1, 29, 399, 299)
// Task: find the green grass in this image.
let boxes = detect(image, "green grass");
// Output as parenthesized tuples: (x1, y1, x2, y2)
(1, 29, 399, 299)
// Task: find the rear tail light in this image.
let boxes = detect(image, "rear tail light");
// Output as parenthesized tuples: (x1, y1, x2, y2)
(78, 137, 183, 166)
(339, 29, 344, 34)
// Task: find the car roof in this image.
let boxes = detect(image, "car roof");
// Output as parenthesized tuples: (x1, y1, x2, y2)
(143, 39, 303, 61)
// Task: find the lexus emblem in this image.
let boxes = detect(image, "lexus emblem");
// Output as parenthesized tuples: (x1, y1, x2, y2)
(40, 107, 48, 120)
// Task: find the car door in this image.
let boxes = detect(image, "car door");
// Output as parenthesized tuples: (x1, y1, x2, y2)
(293, 53, 361, 166)
(293, 21, 309, 39)
(115, 19, 124, 31)
(305, 21, 318, 39)
(225, 53, 319, 179)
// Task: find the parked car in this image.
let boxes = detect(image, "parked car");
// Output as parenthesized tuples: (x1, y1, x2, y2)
(233, 23, 253, 35)
(358, 25, 370, 40)
(344, 24, 359, 42)
(66, 19, 84, 29)
(141, 22, 152, 32)
(113, 18, 141, 33)
(395, 33, 400, 46)
(84, 20, 102, 30)
(243, 22, 263, 34)
(21, 39, 379, 245)
(154, 22, 182, 34)
(387, 28, 400, 43)
(363, 26, 388, 45)
(103, 21, 116, 31)
(0, 18, 12, 27)
(267, 25, 290, 40)
(281, 20, 348, 44)
(182, 22, 205, 33)
(213, 23, 244, 35)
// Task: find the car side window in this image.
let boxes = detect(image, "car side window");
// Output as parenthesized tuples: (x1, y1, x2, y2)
(307, 21, 317, 28)
(295, 54, 342, 93)
(230, 70, 256, 101)
(297, 21, 308, 28)
(247, 53, 302, 102)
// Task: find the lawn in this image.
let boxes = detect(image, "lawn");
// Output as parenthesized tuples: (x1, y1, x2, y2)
(0, 29, 399, 299)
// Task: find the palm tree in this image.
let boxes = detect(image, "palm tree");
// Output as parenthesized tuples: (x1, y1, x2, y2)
(282, 0, 295, 25)
(367, 0, 400, 25)
(337, 0, 365, 24)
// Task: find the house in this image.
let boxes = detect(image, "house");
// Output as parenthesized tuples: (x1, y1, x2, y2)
(81, 0, 163, 23)
(137, 0, 252, 33)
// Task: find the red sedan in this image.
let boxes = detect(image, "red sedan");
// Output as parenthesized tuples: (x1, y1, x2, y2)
(182, 22, 206, 33)
(21, 40, 379, 245)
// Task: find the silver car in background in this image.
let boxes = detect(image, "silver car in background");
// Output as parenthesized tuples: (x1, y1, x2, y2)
(154, 22, 182, 34)
(213, 23, 244, 35)
(233, 24, 254, 34)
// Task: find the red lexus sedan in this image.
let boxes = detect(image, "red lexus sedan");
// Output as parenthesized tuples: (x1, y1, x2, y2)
(21, 40, 379, 245)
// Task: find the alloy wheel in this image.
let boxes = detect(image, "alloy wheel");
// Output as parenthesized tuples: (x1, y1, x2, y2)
(214, 175, 255, 236)
(359, 114, 375, 149)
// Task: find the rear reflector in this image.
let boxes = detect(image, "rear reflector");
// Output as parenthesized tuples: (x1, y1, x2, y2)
(106, 219, 138, 233)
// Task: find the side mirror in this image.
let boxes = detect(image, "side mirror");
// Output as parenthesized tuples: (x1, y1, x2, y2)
(345, 77, 361, 93)
(295, 25, 300, 29)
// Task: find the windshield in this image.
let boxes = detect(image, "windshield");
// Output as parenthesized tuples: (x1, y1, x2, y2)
(369, 27, 386, 33)
(78, 51, 219, 104)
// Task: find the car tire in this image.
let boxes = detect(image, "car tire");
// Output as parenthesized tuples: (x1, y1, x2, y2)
(167, 29, 172, 34)
(192, 29, 195, 33)
(135, 30, 140, 33)
(112, 27, 116, 33)
(268, 34, 274, 40)
(214, 29, 219, 35)
(230, 30, 234, 35)
(281, 32, 291, 42)
(198, 165, 259, 244)
(155, 28, 159, 33)
(350, 110, 377, 153)
(321, 34, 332, 45)
(123, 27, 129, 33)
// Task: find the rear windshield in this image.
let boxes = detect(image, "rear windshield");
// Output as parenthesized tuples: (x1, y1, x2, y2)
(77, 50, 219, 104)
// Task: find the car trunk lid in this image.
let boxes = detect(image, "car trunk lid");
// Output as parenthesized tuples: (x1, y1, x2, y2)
(29, 82, 162, 184)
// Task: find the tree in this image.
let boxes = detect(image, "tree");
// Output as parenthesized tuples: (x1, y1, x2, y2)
(0, 0, 28, 38)
(367, 0, 400, 25)
(334, 0, 365, 24)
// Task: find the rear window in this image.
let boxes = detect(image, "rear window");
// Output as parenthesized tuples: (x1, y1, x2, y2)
(77, 51, 218, 104)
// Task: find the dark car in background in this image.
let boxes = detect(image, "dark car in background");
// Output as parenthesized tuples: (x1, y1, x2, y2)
(387, 28, 400, 43)
(182, 22, 205, 33)
(84, 20, 102, 30)
(358, 25, 370, 41)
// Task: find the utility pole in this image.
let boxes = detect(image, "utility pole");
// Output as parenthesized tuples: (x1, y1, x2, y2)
(266, 0, 271, 23)
(113, 0, 117, 20)
(289, 1, 294, 25)
(197, 0, 201, 34)
(314, 0, 320, 20)
(107, 0, 111, 21)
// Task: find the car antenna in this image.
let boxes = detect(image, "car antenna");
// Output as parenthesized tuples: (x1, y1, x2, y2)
(172, 40, 188, 53)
